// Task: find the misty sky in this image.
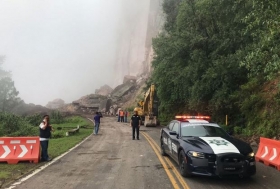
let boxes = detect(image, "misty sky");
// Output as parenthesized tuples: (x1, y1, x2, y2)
(0, 0, 150, 106)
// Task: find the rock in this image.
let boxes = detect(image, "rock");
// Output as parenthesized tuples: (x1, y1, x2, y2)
(95, 85, 113, 96)
(123, 75, 137, 84)
(58, 94, 109, 114)
(110, 80, 136, 101)
(46, 98, 65, 109)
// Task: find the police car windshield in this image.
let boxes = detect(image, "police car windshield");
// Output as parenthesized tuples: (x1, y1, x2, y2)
(181, 124, 229, 138)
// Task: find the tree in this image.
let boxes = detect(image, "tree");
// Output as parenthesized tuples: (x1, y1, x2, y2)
(0, 56, 10, 79)
(152, 0, 250, 123)
(0, 56, 20, 112)
(151, 0, 280, 137)
(0, 77, 20, 112)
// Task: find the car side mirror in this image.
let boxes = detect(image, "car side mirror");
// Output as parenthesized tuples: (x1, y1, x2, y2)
(169, 131, 177, 135)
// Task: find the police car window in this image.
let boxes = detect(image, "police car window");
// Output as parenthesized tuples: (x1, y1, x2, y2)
(181, 124, 228, 138)
(172, 122, 179, 134)
(168, 122, 174, 130)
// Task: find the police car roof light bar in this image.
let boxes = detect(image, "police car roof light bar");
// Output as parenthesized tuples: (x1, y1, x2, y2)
(175, 115, 211, 120)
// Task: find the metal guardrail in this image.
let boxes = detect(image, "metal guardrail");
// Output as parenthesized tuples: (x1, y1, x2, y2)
(65, 125, 80, 136)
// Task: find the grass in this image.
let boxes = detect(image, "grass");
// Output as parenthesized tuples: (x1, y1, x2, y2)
(0, 171, 10, 179)
(48, 126, 92, 157)
(0, 116, 93, 187)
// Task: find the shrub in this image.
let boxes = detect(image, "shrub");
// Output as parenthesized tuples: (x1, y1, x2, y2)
(219, 124, 233, 134)
(0, 112, 25, 134)
(233, 126, 242, 135)
(241, 128, 253, 137)
(25, 113, 42, 126)
(11, 125, 38, 137)
(51, 110, 64, 124)
(65, 116, 81, 123)
(51, 131, 65, 139)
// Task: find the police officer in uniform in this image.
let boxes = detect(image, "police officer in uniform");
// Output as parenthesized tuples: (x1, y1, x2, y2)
(130, 110, 141, 140)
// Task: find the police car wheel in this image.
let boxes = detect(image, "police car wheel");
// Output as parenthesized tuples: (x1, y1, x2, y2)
(179, 151, 191, 177)
(160, 140, 167, 156)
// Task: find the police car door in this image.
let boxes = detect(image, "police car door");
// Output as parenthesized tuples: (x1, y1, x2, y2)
(169, 122, 180, 160)
(163, 121, 174, 156)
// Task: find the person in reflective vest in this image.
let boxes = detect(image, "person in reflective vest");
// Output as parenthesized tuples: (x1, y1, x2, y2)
(119, 110, 124, 122)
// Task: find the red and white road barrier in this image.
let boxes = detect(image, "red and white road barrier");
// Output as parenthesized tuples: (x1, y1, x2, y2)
(255, 137, 280, 170)
(0, 137, 40, 164)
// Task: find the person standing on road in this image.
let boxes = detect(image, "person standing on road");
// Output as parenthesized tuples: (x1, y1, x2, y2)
(131, 110, 141, 140)
(94, 112, 102, 135)
(124, 110, 128, 123)
(119, 110, 124, 122)
(127, 111, 130, 123)
(117, 109, 120, 122)
(39, 115, 54, 162)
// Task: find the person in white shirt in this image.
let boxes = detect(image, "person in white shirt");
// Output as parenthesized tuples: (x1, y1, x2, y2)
(39, 115, 54, 162)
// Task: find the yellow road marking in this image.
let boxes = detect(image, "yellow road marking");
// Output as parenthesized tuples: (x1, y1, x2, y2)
(141, 131, 191, 189)
(164, 157, 190, 189)
(141, 132, 180, 189)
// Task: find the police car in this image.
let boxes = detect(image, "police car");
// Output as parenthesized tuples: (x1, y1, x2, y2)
(160, 115, 256, 178)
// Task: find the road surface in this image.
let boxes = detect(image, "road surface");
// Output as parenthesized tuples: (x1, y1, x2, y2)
(7, 117, 280, 189)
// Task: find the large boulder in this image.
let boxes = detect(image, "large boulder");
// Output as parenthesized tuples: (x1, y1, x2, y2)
(99, 99, 113, 113)
(110, 80, 136, 102)
(123, 75, 137, 84)
(71, 94, 107, 113)
(46, 98, 65, 109)
(95, 85, 113, 96)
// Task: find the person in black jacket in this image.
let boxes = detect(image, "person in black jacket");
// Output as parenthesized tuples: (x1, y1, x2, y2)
(130, 110, 141, 140)
(39, 115, 54, 162)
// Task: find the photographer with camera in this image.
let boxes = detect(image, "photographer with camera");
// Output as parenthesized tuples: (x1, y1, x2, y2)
(39, 115, 54, 162)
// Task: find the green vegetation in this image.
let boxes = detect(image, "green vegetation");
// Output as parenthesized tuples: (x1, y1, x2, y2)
(0, 56, 21, 113)
(151, 0, 280, 137)
(0, 112, 38, 137)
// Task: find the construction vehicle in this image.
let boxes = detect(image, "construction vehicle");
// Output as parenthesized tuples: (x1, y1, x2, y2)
(134, 84, 159, 127)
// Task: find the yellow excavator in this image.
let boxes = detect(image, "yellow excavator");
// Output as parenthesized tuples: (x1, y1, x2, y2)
(134, 84, 159, 127)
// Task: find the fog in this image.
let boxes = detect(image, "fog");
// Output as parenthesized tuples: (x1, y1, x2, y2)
(0, 0, 150, 106)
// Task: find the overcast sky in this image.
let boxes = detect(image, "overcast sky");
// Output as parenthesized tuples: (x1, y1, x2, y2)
(0, 0, 149, 106)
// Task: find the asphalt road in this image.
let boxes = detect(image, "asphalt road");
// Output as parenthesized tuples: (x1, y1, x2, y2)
(6, 116, 280, 189)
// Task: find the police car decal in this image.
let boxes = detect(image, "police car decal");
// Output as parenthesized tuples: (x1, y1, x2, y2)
(200, 137, 240, 154)
(171, 143, 177, 153)
(163, 137, 167, 145)
(167, 138, 172, 152)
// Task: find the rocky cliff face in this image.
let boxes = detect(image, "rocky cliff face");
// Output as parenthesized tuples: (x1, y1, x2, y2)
(56, 1, 164, 115)
(113, 0, 163, 86)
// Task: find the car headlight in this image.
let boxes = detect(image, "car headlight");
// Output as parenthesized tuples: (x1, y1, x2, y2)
(247, 152, 255, 157)
(188, 151, 205, 158)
